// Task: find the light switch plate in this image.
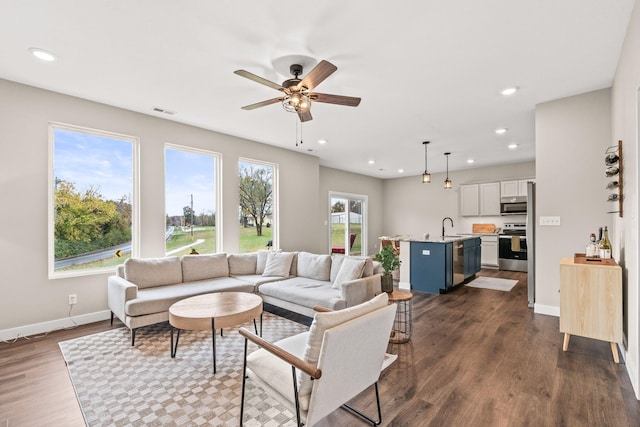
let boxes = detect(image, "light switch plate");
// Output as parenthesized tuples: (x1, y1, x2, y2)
(540, 216, 561, 226)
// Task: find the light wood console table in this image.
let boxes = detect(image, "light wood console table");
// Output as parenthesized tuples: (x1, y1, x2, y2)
(559, 257, 622, 363)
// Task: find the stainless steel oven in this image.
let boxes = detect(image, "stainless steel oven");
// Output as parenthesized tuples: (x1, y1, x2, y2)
(498, 223, 528, 272)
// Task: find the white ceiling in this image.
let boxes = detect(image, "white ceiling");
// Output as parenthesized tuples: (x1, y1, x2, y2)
(0, 1, 634, 178)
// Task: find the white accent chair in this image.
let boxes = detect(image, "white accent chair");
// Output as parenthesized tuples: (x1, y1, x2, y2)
(239, 293, 397, 426)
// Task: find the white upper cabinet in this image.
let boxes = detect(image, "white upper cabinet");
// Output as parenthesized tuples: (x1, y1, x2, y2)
(501, 179, 531, 198)
(479, 182, 501, 216)
(460, 184, 480, 216)
(461, 182, 500, 217)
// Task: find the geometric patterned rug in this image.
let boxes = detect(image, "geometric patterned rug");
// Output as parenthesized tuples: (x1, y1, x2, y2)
(58, 313, 308, 426)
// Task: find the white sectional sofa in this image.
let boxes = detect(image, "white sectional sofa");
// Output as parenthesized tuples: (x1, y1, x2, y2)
(107, 250, 382, 345)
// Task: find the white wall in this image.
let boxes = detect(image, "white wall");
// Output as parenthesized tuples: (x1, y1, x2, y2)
(318, 167, 384, 255)
(0, 79, 321, 335)
(382, 161, 535, 239)
(612, 0, 640, 398)
(534, 88, 612, 315)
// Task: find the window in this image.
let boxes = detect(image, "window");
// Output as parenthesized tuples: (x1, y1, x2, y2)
(329, 193, 367, 256)
(239, 159, 277, 253)
(165, 145, 221, 256)
(49, 123, 138, 278)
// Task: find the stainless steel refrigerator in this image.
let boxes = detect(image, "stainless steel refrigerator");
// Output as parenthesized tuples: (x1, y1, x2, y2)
(527, 181, 536, 308)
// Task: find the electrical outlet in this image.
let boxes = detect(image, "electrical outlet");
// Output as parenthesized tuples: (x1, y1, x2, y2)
(540, 216, 561, 226)
(68, 294, 77, 305)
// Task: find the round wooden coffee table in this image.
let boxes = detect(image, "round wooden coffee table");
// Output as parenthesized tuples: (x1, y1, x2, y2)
(169, 292, 263, 373)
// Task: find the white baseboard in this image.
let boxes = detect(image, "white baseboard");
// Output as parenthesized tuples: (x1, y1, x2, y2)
(534, 303, 559, 317)
(624, 347, 640, 399)
(0, 310, 111, 342)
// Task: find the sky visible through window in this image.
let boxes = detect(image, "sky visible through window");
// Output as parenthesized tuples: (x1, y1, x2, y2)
(165, 148, 215, 217)
(54, 128, 132, 200)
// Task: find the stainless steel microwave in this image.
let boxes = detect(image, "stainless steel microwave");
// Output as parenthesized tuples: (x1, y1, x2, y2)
(500, 196, 527, 215)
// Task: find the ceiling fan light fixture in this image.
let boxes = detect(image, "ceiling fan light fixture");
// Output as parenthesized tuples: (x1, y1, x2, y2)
(282, 92, 311, 113)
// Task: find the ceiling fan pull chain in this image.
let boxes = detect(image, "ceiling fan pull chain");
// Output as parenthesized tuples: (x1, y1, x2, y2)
(294, 116, 303, 147)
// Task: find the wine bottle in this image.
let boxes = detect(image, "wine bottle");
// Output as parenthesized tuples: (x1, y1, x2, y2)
(605, 153, 619, 165)
(606, 166, 620, 177)
(606, 181, 619, 189)
(599, 226, 612, 259)
(607, 193, 619, 202)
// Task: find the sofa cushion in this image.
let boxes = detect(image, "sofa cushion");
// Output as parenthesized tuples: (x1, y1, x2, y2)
(256, 250, 271, 275)
(330, 255, 374, 282)
(262, 251, 295, 277)
(258, 278, 343, 311)
(296, 252, 331, 281)
(228, 253, 257, 275)
(124, 257, 182, 289)
(296, 293, 389, 398)
(230, 274, 282, 287)
(125, 277, 255, 317)
(181, 253, 229, 282)
(332, 257, 366, 290)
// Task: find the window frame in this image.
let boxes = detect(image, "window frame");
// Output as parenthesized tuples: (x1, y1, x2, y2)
(48, 122, 140, 279)
(238, 157, 279, 251)
(164, 143, 223, 255)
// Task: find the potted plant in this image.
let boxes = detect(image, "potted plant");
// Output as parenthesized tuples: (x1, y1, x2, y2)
(375, 244, 401, 293)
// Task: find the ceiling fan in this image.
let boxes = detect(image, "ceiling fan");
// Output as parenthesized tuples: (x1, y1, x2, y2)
(233, 60, 361, 122)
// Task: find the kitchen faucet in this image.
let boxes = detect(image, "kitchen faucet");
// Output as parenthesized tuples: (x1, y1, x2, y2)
(442, 217, 454, 238)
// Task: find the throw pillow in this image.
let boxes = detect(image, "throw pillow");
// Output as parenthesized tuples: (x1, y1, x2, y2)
(332, 257, 367, 290)
(297, 293, 389, 398)
(124, 257, 183, 289)
(256, 250, 271, 275)
(181, 253, 229, 282)
(228, 253, 257, 275)
(296, 252, 331, 281)
(262, 251, 295, 277)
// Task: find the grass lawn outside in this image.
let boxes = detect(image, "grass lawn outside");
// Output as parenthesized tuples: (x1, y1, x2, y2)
(59, 225, 276, 270)
(330, 223, 362, 255)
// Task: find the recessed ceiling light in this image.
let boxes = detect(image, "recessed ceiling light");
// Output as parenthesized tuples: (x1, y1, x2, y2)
(29, 47, 56, 62)
(508, 143, 519, 149)
(495, 128, 508, 135)
(501, 87, 519, 96)
(398, 169, 404, 173)
(318, 139, 327, 145)
(467, 159, 474, 164)
(368, 160, 375, 165)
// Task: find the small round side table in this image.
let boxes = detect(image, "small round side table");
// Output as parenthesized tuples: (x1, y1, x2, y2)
(387, 290, 413, 343)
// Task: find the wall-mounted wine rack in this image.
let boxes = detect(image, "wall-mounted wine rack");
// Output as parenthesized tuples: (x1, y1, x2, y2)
(605, 140, 623, 217)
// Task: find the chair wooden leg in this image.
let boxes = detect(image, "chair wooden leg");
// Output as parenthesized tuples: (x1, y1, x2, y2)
(110, 311, 114, 325)
(342, 382, 382, 426)
(131, 328, 136, 346)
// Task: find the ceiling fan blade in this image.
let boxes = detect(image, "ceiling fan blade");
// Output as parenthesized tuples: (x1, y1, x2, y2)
(298, 110, 313, 122)
(298, 60, 337, 91)
(234, 70, 284, 91)
(241, 97, 283, 110)
(311, 92, 361, 107)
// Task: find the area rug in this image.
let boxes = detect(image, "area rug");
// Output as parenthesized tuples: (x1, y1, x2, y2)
(465, 276, 518, 292)
(59, 313, 308, 427)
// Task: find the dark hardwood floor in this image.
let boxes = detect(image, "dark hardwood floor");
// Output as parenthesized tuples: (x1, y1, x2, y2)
(1, 270, 639, 426)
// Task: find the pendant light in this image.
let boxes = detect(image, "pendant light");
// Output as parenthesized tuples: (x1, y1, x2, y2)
(422, 141, 431, 183)
(444, 152, 452, 189)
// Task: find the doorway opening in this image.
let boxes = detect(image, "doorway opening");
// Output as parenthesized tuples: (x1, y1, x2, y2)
(329, 193, 367, 256)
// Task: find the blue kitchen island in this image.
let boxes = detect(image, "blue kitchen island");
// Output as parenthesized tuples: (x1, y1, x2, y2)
(400, 236, 481, 294)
